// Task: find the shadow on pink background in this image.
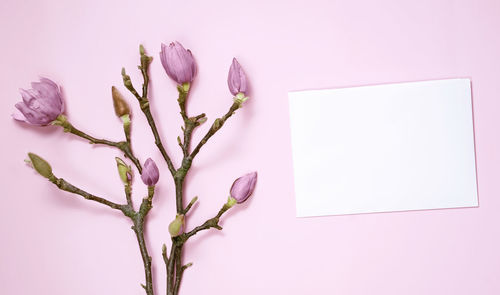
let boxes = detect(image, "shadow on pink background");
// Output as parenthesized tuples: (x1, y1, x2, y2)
(1, 0, 499, 294)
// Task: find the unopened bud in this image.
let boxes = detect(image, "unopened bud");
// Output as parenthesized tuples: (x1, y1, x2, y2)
(229, 172, 257, 204)
(121, 68, 133, 88)
(168, 214, 185, 237)
(112, 86, 130, 117)
(27, 153, 53, 179)
(115, 157, 132, 185)
(212, 118, 222, 130)
(141, 158, 159, 186)
(227, 58, 248, 96)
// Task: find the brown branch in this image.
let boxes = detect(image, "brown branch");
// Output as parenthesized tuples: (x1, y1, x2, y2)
(164, 89, 243, 295)
(141, 103, 177, 176)
(165, 202, 232, 295)
(184, 203, 232, 239)
(132, 212, 154, 295)
(47, 172, 156, 295)
(176, 86, 206, 158)
(125, 184, 133, 207)
(173, 248, 182, 294)
(48, 175, 126, 211)
(190, 101, 240, 159)
(130, 186, 156, 295)
(182, 196, 198, 215)
(121, 49, 176, 177)
(166, 243, 178, 295)
(173, 260, 192, 295)
(53, 117, 143, 174)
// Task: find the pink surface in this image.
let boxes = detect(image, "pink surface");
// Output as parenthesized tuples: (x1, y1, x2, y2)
(1, 0, 500, 294)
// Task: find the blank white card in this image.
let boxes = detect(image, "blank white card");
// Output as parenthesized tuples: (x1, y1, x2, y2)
(289, 79, 478, 217)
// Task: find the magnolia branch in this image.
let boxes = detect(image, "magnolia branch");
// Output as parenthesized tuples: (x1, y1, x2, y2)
(121, 48, 176, 177)
(163, 202, 232, 295)
(163, 95, 242, 295)
(184, 203, 232, 239)
(19, 43, 254, 295)
(164, 89, 241, 295)
(190, 101, 241, 159)
(49, 175, 125, 211)
(47, 172, 156, 295)
(53, 117, 143, 173)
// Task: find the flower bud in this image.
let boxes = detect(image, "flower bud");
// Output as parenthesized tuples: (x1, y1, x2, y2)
(141, 158, 159, 186)
(13, 78, 64, 126)
(159, 41, 196, 85)
(212, 118, 223, 131)
(111, 86, 130, 118)
(168, 214, 185, 237)
(229, 171, 257, 205)
(121, 68, 134, 89)
(115, 157, 132, 185)
(27, 153, 53, 179)
(227, 58, 248, 97)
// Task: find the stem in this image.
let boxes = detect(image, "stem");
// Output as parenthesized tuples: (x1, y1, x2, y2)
(177, 86, 189, 122)
(133, 187, 156, 295)
(163, 92, 242, 294)
(184, 203, 231, 239)
(174, 174, 187, 213)
(182, 196, 198, 215)
(125, 184, 133, 208)
(166, 202, 232, 295)
(190, 102, 240, 159)
(123, 116, 132, 145)
(140, 48, 150, 99)
(121, 49, 177, 177)
(176, 86, 206, 158)
(55, 117, 142, 174)
(133, 216, 154, 295)
(48, 175, 126, 211)
(141, 103, 177, 176)
(173, 247, 183, 295)
(166, 243, 178, 295)
(47, 172, 156, 295)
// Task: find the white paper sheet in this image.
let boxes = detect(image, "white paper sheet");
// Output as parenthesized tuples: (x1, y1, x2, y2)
(289, 79, 478, 217)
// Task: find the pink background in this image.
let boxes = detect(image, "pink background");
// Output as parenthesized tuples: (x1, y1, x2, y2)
(1, 0, 500, 294)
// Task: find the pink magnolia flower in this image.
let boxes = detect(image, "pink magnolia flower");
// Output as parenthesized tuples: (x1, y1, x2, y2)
(159, 41, 196, 85)
(141, 158, 160, 186)
(230, 172, 257, 204)
(13, 77, 64, 126)
(227, 58, 248, 96)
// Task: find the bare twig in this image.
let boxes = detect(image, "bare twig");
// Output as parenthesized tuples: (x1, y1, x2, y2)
(48, 175, 125, 211)
(46, 172, 156, 295)
(121, 47, 177, 177)
(190, 102, 240, 159)
(53, 117, 142, 174)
